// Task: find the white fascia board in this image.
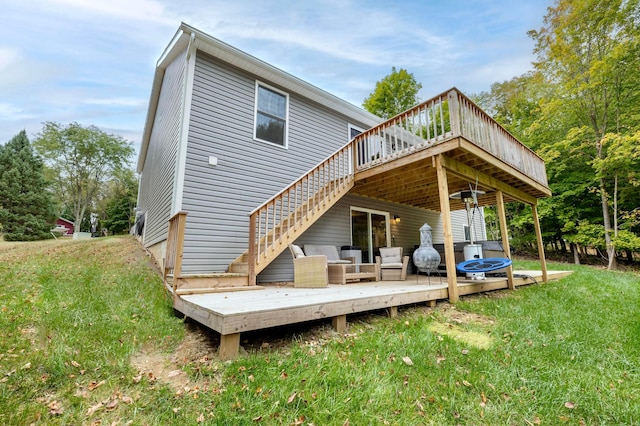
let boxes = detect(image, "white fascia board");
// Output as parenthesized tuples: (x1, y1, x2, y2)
(136, 29, 191, 173)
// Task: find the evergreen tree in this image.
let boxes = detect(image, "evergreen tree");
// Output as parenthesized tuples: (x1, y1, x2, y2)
(0, 131, 55, 241)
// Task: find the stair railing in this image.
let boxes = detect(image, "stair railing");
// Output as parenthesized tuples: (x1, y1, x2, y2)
(247, 143, 355, 282)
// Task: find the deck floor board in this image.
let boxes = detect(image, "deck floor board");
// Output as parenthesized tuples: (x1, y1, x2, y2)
(175, 270, 572, 336)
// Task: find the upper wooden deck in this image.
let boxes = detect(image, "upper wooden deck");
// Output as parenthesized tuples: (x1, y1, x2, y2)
(351, 89, 550, 211)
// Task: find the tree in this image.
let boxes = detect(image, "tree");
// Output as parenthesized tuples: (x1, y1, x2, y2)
(363, 67, 422, 119)
(0, 131, 55, 241)
(33, 122, 135, 233)
(100, 168, 138, 235)
(528, 0, 640, 269)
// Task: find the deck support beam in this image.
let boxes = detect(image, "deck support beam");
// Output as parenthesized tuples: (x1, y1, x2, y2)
(219, 333, 240, 360)
(435, 154, 459, 303)
(387, 306, 398, 318)
(332, 315, 347, 333)
(532, 202, 548, 283)
(496, 190, 515, 290)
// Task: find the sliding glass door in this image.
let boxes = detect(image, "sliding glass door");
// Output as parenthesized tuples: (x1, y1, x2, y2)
(351, 208, 390, 263)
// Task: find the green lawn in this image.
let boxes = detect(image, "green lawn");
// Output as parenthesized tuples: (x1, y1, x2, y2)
(1, 237, 638, 425)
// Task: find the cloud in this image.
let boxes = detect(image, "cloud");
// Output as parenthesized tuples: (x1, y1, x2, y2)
(83, 98, 147, 107)
(46, 0, 175, 25)
(0, 47, 19, 71)
(0, 103, 35, 121)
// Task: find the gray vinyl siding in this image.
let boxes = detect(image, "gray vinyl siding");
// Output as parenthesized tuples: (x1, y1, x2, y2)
(138, 49, 186, 247)
(179, 51, 374, 273)
(450, 208, 487, 242)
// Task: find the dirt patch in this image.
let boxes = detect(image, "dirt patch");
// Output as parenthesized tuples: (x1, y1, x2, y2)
(437, 303, 496, 326)
(428, 304, 496, 350)
(130, 322, 223, 392)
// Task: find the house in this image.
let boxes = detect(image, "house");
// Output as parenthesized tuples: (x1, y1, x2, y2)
(137, 22, 489, 283)
(52, 217, 74, 236)
(136, 23, 554, 358)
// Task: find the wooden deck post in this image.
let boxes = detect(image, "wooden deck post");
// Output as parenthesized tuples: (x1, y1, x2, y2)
(387, 306, 398, 318)
(495, 191, 515, 290)
(219, 333, 240, 360)
(435, 155, 459, 303)
(447, 90, 461, 136)
(332, 315, 347, 333)
(532, 201, 548, 283)
(247, 213, 257, 286)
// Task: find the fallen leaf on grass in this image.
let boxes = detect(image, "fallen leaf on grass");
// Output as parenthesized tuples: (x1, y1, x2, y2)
(88, 380, 106, 391)
(197, 413, 205, 423)
(287, 392, 297, 404)
(87, 402, 104, 416)
(21, 362, 31, 370)
(48, 400, 64, 416)
(564, 401, 575, 409)
(436, 355, 446, 364)
(71, 360, 81, 368)
(402, 356, 413, 366)
(105, 398, 118, 410)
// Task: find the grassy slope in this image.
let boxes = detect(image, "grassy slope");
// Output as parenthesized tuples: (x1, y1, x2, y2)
(0, 237, 638, 425)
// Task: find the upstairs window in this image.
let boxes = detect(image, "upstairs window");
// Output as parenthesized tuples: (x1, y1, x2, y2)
(254, 82, 288, 147)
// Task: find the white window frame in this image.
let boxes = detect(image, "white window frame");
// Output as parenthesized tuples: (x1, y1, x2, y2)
(253, 81, 289, 148)
(348, 123, 364, 140)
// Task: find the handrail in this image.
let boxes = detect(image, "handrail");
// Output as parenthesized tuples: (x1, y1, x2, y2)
(247, 142, 355, 281)
(352, 88, 547, 186)
(246, 88, 548, 283)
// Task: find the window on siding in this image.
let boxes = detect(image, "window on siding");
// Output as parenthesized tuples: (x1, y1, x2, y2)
(254, 83, 288, 146)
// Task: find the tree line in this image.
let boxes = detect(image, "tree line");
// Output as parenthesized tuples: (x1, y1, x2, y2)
(0, 123, 136, 241)
(363, 0, 640, 269)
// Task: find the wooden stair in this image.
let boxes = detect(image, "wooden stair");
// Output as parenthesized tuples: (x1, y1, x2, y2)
(231, 143, 356, 282)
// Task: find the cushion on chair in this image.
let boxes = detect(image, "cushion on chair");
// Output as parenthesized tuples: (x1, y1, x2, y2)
(303, 244, 351, 263)
(380, 262, 403, 268)
(379, 247, 402, 264)
(289, 244, 305, 259)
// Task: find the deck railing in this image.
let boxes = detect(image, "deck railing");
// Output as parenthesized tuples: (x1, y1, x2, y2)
(352, 88, 548, 186)
(245, 88, 548, 283)
(247, 143, 355, 280)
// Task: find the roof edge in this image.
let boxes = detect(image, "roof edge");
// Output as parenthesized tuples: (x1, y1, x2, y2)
(137, 22, 381, 173)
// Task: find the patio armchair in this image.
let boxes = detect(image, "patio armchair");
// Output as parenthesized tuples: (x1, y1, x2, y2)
(376, 247, 409, 281)
(288, 244, 328, 288)
(303, 244, 378, 285)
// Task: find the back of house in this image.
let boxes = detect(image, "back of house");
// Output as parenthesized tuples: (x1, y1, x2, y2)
(136, 23, 486, 283)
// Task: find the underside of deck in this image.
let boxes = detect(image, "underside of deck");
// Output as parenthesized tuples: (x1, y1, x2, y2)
(173, 270, 572, 359)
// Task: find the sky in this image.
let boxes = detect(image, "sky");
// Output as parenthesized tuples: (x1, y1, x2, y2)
(0, 0, 553, 155)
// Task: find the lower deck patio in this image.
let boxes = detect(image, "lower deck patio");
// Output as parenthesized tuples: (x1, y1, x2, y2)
(172, 270, 572, 359)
